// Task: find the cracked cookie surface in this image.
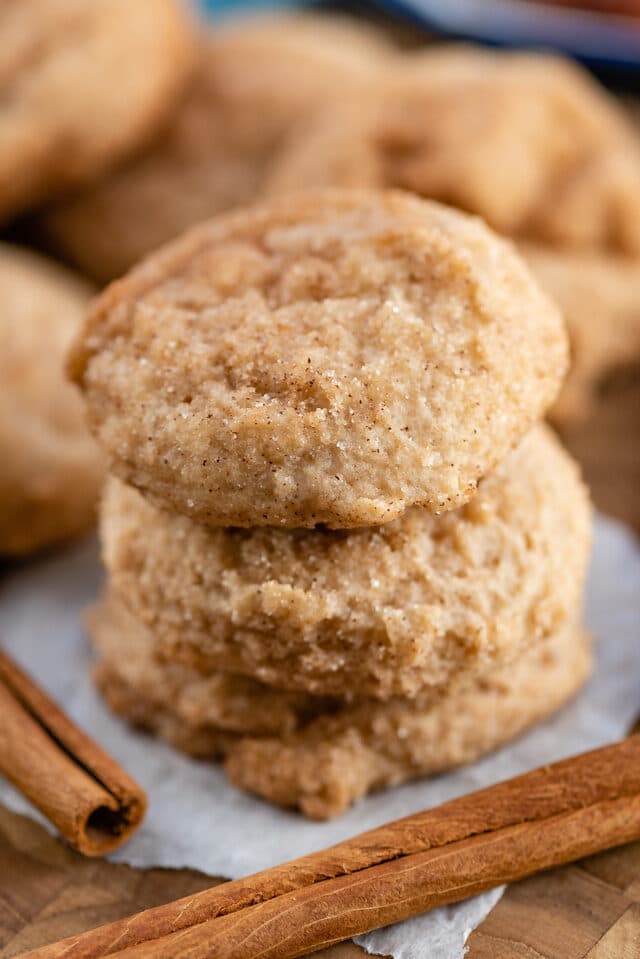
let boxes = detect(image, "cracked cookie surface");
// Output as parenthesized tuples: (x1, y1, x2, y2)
(71, 189, 567, 529)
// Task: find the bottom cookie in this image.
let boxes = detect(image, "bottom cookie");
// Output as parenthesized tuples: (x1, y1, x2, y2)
(92, 596, 591, 819)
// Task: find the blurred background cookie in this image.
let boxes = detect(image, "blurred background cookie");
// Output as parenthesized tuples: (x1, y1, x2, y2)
(0, 0, 196, 223)
(522, 244, 640, 425)
(0, 245, 103, 556)
(36, 14, 394, 284)
(267, 47, 640, 256)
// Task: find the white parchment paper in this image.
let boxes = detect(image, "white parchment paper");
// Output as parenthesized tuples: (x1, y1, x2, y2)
(1, 514, 639, 959)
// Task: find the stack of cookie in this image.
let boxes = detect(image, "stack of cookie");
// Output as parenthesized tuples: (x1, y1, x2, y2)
(71, 190, 592, 818)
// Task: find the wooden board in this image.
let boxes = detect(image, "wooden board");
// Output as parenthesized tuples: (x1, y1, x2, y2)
(1, 382, 639, 957)
(2, 802, 640, 959)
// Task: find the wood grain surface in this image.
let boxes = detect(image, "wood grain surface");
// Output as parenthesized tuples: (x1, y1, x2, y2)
(2, 802, 640, 959)
(1, 383, 639, 958)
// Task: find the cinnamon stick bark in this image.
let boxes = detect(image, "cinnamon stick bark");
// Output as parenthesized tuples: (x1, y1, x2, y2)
(0, 648, 146, 856)
(20, 734, 640, 959)
(101, 792, 640, 959)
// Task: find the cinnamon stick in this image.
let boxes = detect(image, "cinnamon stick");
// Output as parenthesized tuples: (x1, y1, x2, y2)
(20, 734, 640, 959)
(100, 792, 640, 959)
(0, 648, 146, 856)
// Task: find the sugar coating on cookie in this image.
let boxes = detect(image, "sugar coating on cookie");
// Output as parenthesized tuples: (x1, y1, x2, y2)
(72, 189, 568, 529)
(90, 596, 333, 739)
(268, 48, 640, 257)
(523, 243, 640, 425)
(0, 245, 103, 555)
(92, 595, 591, 819)
(39, 16, 392, 284)
(0, 0, 196, 221)
(224, 622, 590, 819)
(100, 426, 591, 699)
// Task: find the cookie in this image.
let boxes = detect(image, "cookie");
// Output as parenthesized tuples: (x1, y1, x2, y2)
(528, 144, 640, 256)
(92, 595, 591, 819)
(90, 595, 337, 739)
(38, 14, 392, 284)
(267, 48, 640, 256)
(522, 244, 640, 425)
(0, 0, 196, 221)
(100, 426, 591, 699)
(0, 245, 103, 555)
(555, 369, 640, 532)
(70, 189, 567, 529)
(202, 13, 393, 124)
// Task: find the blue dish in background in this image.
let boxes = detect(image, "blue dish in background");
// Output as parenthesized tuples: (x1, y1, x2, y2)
(377, 0, 640, 73)
(198, 0, 640, 80)
(199, 0, 309, 17)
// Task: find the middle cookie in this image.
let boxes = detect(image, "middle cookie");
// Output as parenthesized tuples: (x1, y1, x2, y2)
(101, 425, 591, 700)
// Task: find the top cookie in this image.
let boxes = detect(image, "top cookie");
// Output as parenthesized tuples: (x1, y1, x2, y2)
(70, 189, 567, 529)
(38, 15, 392, 283)
(0, 0, 196, 221)
(268, 48, 640, 257)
